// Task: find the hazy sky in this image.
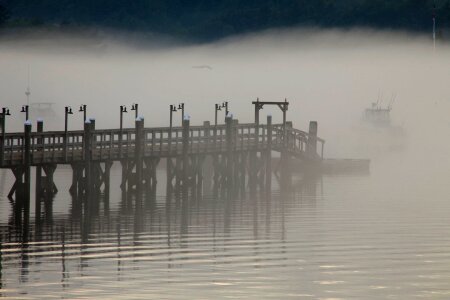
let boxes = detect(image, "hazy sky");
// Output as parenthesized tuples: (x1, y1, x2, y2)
(0, 28, 449, 161)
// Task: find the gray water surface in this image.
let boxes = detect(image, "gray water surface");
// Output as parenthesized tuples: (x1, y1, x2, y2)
(1, 153, 450, 300)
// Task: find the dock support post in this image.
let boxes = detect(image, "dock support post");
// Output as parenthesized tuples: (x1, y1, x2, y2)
(35, 119, 43, 202)
(225, 115, 233, 198)
(135, 117, 144, 199)
(307, 121, 318, 158)
(265, 115, 272, 196)
(0, 113, 4, 166)
(24, 120, 32, 215)
(84, 120, 92, 204)
(166, 158, 175, 197)
(104, 161, 112, 200)
(69, 164, 78, 195)
(120, 160, 128, 191)
(182, 117, 190, 199)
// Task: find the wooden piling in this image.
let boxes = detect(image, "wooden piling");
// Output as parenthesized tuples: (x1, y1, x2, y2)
(0, 102, 325, 206)
(182, 117, 190, 198)
(225, 115, 233, 196)
(35, 119, 43, 201)
(135, 117, 144, 198)
(0, 113, 4, 166)
(84, 120, 92, 202)
(104, 161, 112, 200)
(265, 115, 272, 196)
(90, 118, 96, 153)
(307, 121, 318, 158)
(35, 119, 43, 214)
(24, 120, 32, 213)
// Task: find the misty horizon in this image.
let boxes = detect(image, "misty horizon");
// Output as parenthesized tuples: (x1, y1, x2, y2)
(2, 23, 450, 300)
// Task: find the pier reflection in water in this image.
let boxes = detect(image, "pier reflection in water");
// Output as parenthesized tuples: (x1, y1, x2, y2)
(2, 165, 450, 299)
(0, 165, 322, 299)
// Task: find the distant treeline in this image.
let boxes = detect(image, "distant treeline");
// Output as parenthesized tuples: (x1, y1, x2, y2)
(0, 0, 448, 40)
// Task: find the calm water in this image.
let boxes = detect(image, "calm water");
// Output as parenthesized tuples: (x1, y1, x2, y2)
(1, 152, 450, 299)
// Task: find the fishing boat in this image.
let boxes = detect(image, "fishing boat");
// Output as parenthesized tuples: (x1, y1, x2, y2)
(357, 97, 407, 155)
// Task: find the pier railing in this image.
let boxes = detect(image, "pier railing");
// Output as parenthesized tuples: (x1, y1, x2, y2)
(0, 122, 324, 167)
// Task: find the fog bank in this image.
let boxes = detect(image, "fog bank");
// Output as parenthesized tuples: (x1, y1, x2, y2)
(0, 28, 448, 167)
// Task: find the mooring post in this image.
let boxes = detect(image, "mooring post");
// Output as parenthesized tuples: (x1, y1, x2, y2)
(280, 120, 291, 190)
(265, 115, 272, 196)
(104, 161, 112, 201)
(84, 119, 92, 201)
(203, 120, 210, 150)
(182, 116, 190, 198)
(254, 98, 260, 127)
(283, 104, 287, 148)
(35, 119, 43, 202)
(307, 121, 318, 158)
(203, 121, 212, 193)
(89, 118, 96, 129)
(24, 120, 32, 212)
(321, 140, 325, 159)
(64, 106, 73, 162)
(0, 113, 4, 166)
(232, 119, 239, 196)
(89, 118, 96, 154)
(225, 115, 233, 196)
(251, 100, 261, 195)
(135, 117, 144, 198)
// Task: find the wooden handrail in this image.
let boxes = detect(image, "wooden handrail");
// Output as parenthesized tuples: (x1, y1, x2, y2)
(0, 122, 325, 166)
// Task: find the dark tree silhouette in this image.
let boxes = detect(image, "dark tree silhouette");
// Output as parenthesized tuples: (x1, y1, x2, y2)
(0, 1, 447, 40)
(0, 4, 9, 26)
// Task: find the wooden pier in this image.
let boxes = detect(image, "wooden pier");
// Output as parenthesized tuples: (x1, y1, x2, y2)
(0, 101, 325, 207)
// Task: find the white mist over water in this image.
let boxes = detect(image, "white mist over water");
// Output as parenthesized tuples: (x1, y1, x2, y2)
(2, 28, 450, 299)
(0, 28, 449, 170)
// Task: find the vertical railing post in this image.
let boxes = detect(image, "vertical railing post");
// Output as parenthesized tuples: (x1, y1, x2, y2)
(225, 115, 233, 196)
(203, 121, 210, 151)
(89, 118, 96, 129)
(285, 121, 292, 150)
(35, 119, 43, 201)
(307, 121, 318, 158)
(169, 107, 173, 154)
(0, 113, 4, 166)
(24, 120, 32, 211)
(321, 140, 325, 159)
(89, 118, 96, 160)
(233, 119, 238, 151)
(182, 117, 190, 198)
(135, 117, 144, 198)
(265, 115, 272, 196)
(84, 119, 92, 200)
(254, 100, 259, 148)
(282, 107, 287, 149)
(64, 106, 71, 162)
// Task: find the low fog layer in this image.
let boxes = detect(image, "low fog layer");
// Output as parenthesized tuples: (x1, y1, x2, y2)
(0, 28, 449, 169)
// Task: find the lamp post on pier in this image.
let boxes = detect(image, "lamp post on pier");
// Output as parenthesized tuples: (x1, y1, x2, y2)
(169, 104, 177, 153)
(178, 103, 185, 123)
(131, 103, 139, 119)
(0, 107, 11, 165)
(169, 104, 177, 129)
(64, 106, 73, 161)
(222, 101, 228, 121)
(64, 106, 73, 134)
(79, 104, 87, 124)
(119, 105, 128, 157)
(214, 103, 222, 126)
(1, 107, 11, 134)
(120, 105, 128, 132)
(21, 105, 29, 121)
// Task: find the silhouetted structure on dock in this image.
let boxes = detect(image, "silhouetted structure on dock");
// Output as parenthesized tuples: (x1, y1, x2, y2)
(0, 100, 324, 210)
